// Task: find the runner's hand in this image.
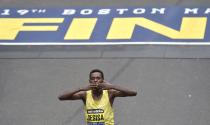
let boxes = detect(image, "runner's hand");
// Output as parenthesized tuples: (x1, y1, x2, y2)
(98, 81, 113, 90)
(90, 83, 98, 89)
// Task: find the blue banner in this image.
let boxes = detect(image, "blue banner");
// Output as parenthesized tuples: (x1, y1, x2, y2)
(0, 7, 210, 45)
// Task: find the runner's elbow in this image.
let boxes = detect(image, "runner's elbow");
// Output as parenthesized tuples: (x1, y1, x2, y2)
(58, 95, 66, 101)
(130, 91, 137, 96)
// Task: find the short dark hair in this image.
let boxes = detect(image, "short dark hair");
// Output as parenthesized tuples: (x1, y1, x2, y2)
(89, 69, 104, 80)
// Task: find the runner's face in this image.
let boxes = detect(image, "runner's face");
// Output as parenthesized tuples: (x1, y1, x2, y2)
(89, 72, 103, 85)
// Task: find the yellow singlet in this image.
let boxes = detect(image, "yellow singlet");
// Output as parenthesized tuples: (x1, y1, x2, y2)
(84, 90, 114, 125)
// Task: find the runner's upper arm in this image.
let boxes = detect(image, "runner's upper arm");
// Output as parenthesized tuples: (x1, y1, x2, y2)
(109, 89, 127, 98)
(71, 91, 86, 100)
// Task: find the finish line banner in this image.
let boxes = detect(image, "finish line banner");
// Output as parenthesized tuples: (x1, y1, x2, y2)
(0, 7, 210, 45)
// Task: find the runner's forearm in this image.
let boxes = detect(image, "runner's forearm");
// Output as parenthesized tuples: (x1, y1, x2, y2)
(111, 85, 137, 96)
(58, 87, 82, 100)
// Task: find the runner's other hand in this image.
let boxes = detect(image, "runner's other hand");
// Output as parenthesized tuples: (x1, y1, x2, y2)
(98, 81, 113, 90)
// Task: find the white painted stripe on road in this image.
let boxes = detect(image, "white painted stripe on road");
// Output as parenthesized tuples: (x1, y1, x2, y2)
(1, 42, 210, 45)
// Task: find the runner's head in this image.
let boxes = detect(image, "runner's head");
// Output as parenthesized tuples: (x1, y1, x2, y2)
(89, 69, 104, 89)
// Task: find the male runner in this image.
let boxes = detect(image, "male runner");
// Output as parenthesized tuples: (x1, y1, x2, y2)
(58, 69, 137, 125)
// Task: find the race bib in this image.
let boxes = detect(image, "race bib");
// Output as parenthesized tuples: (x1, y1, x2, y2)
(87, 109, 105, 125)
